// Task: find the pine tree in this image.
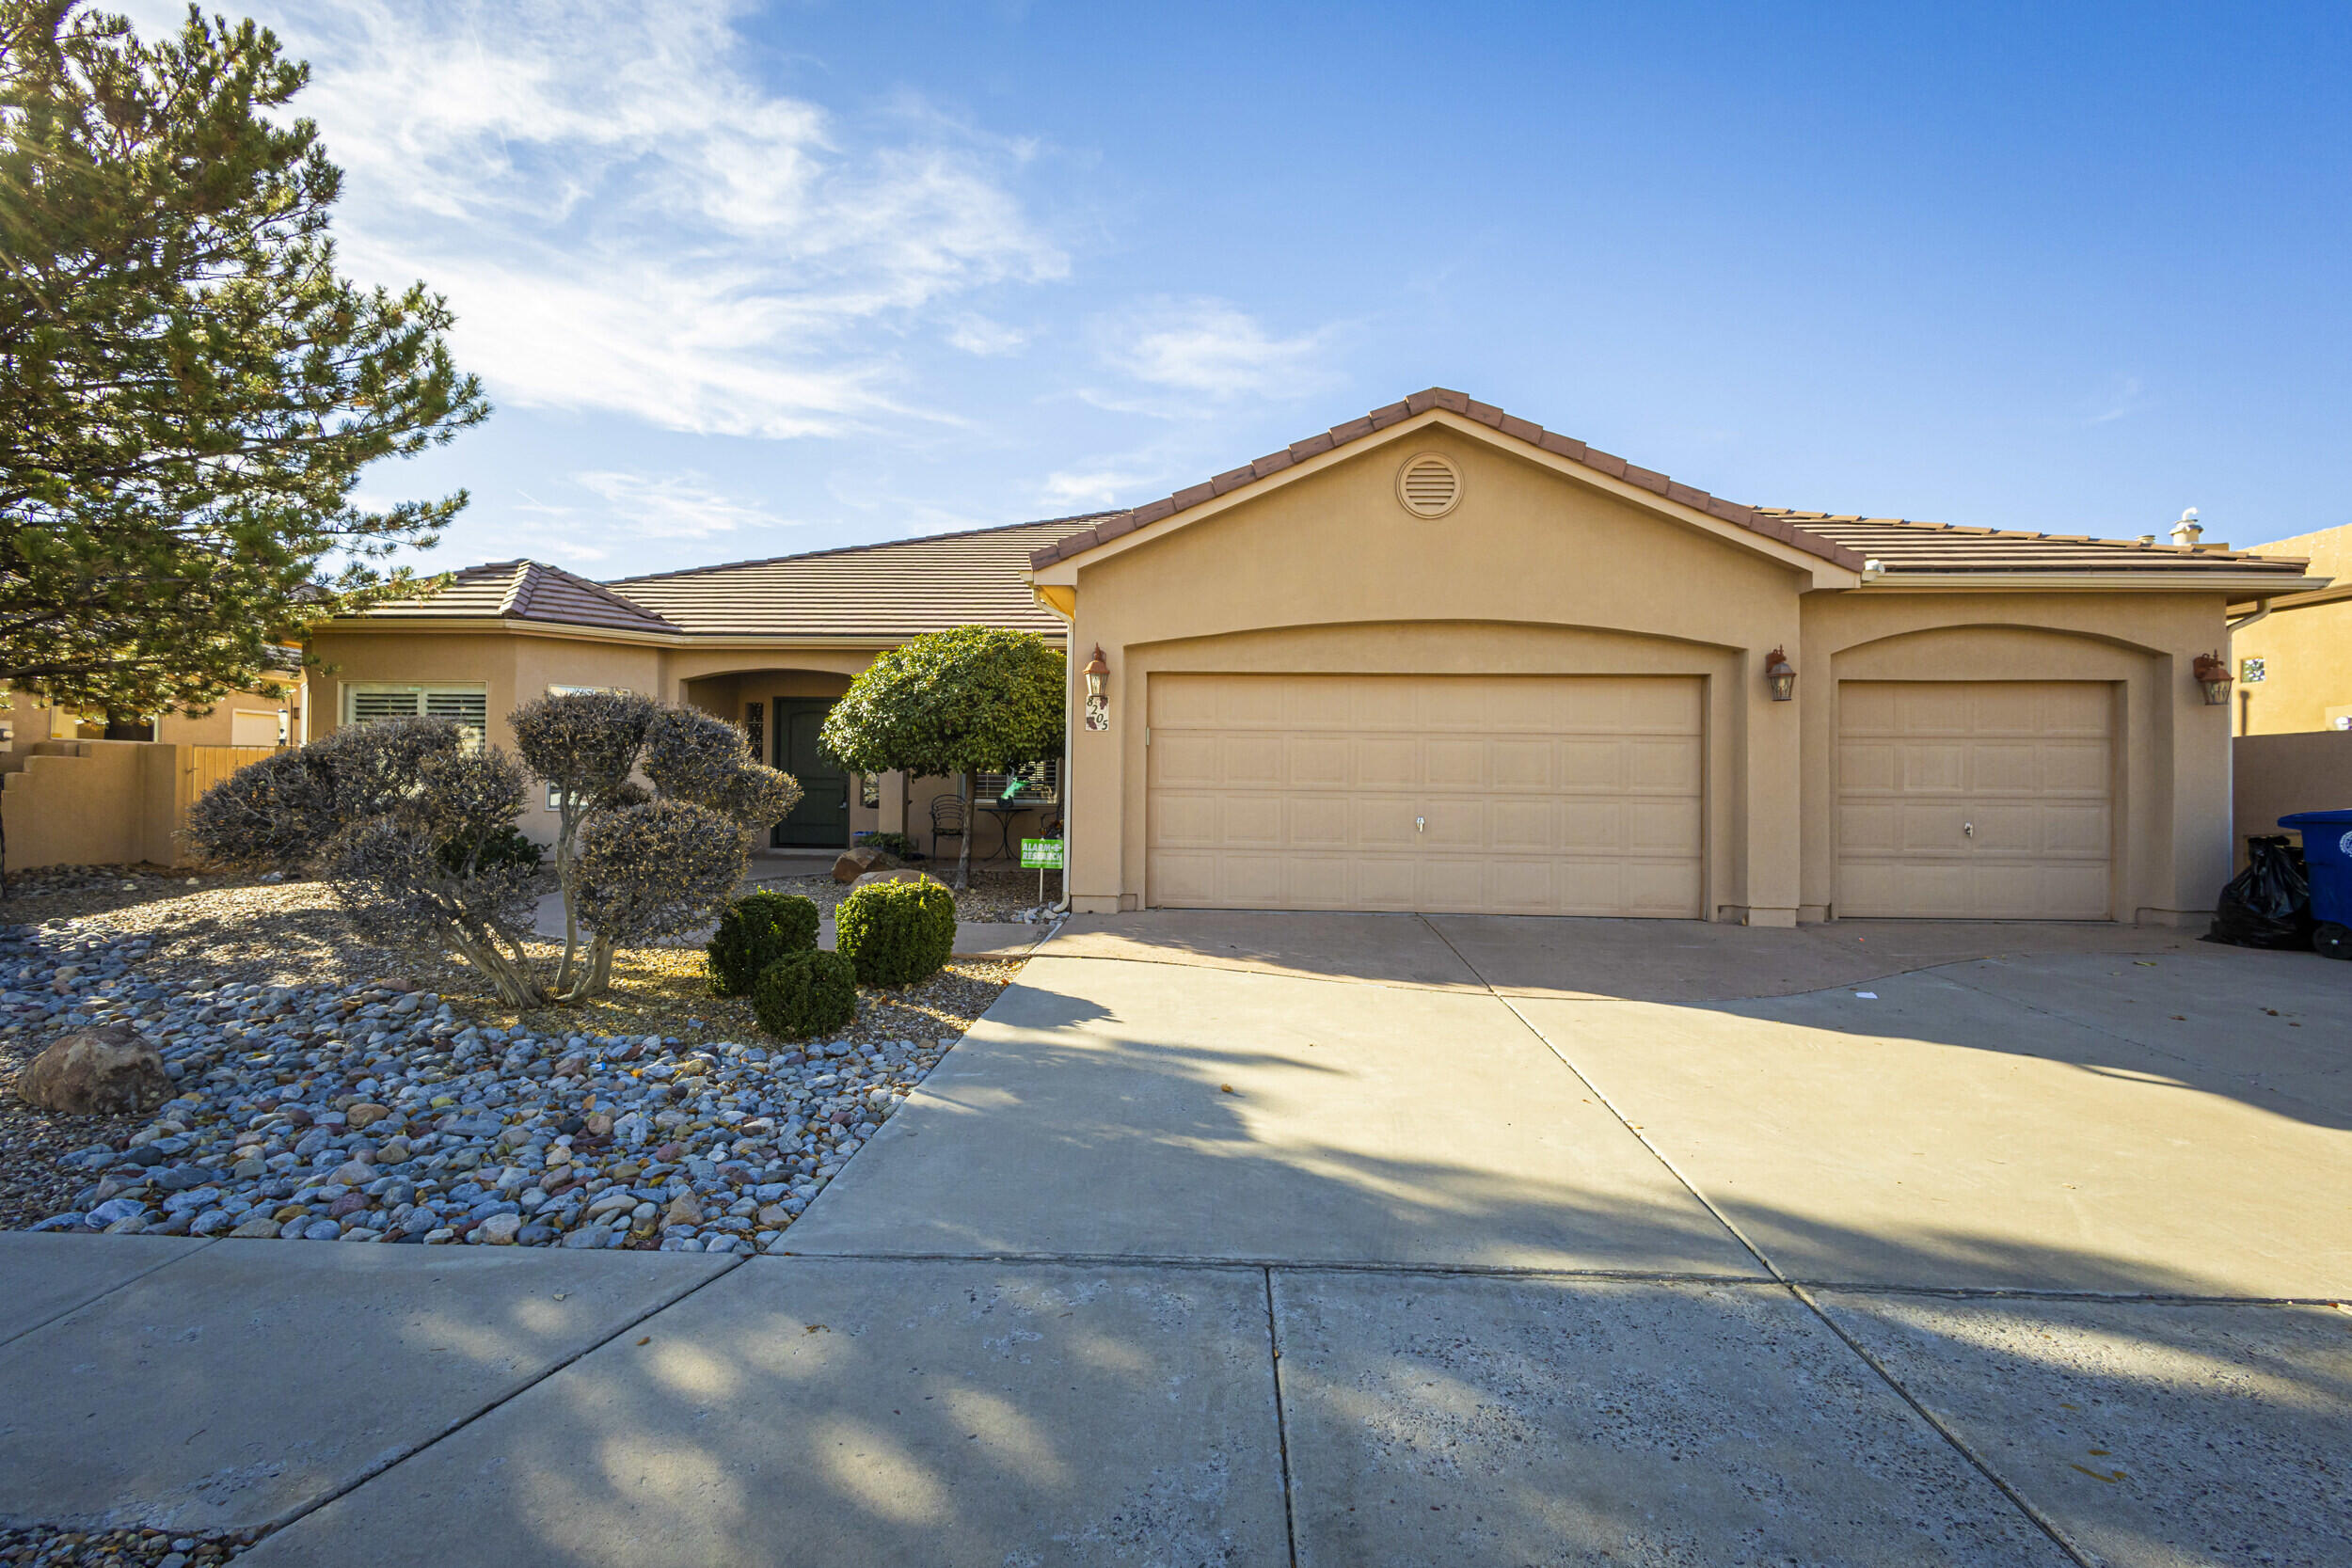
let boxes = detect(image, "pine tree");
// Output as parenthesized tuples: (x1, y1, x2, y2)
(0, 1, 487, 716)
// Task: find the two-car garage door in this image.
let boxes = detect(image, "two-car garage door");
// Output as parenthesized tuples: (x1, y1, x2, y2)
(1147, 673, 1704, 915)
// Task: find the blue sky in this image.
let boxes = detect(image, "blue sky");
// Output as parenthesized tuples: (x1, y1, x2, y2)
(133, 1, 2352, 575)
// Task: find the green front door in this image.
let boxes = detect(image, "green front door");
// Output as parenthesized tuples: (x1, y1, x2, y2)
(771, 698, 849, 847)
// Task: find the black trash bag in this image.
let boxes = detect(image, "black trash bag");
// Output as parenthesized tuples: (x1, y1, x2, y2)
(2207, 835, 2315, 950)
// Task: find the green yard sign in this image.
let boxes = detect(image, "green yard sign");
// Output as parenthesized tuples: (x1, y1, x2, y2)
(1021, 838, 1065, 869)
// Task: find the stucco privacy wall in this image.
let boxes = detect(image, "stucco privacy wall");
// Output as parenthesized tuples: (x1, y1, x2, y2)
(1061, 428, 1814, 918)
(1795, 601, 2233, 924)
(2233, 729, 2352, 867)
(0, 740, 259, 869)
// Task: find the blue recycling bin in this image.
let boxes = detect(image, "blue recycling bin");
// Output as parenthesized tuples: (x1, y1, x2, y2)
(2280, 810, 2352, 959)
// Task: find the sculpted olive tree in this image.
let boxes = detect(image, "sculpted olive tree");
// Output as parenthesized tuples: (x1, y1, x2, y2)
(819, 626, 1063, 891)
(186, 716, 548, 1005)
(190, 697, 800, 1006)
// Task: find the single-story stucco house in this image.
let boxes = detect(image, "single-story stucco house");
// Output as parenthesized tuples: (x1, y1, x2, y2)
(310, 388, 2327, 926)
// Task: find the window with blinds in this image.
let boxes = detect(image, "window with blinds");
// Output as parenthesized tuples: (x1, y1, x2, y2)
(343, 684, 488, 750)
(976, 757, 1059, 800)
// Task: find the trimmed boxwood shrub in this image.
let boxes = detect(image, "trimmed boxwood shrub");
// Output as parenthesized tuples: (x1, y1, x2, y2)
(751, 948, 858, 1039)
(706, 891, 820, 996)
(835, 877, 956, 987)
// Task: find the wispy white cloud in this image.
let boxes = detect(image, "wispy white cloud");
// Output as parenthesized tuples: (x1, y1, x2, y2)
(574, 470, 792, 539)
(156, 0, 1069, 438)
(1039, 466, 1155, 508)
(945, 313, 1030, 356)
(1082, 296, 1335, 416)
(2088, 375, 2144, 425)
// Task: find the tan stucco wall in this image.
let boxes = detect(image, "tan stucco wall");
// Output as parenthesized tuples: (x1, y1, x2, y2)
(2232, 600, 2352, 736)
(2232, 524, 2351, 736)
(1062, 427, 1810, 919)
(1057, 428, 2235, 924)
(2233, 730, 2352, 866)
(1, 740, 197, 869)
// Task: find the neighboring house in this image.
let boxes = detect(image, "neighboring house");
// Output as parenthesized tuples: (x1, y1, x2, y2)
(316, 388, 2326, 925)
(2, 675, 297, 750)
(2229, 521, 2352, 734)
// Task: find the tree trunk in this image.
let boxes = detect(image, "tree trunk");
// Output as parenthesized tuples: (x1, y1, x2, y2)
(955, 770, 973, 892)
(449, 927, 548, 1008)
(565, 932, 617, 999)
(551, 811, 584, 993)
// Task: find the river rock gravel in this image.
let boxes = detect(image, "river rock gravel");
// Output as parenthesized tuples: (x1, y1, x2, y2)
(1, 877, 1024, 1253)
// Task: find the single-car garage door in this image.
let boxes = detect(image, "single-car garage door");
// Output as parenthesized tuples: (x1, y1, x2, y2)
(1147, 673, 1703, 915)
(1836, 680, 2113, 919)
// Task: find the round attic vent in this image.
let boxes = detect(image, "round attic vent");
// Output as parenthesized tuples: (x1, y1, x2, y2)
(1396, 452, 1462, 518)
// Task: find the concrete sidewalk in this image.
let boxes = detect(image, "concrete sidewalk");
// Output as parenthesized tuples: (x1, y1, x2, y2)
(5, 1236, 2343, 1565)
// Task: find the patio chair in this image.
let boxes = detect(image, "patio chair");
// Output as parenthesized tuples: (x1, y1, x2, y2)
(930, 793, 967, 862)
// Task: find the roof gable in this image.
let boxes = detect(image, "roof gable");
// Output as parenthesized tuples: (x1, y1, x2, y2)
(1029, 388, 1865, 575)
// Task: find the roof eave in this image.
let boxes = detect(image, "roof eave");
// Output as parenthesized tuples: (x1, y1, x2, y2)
(311, 616, 1067, 648)
(1850, 571, 2329, 594)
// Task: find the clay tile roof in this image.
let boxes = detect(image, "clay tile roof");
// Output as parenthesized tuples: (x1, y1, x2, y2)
(1755, 512, 2315, 577)
(603, 515, 1113, 638)
(353, 561, 683, 634)
(1026, 389, 1864, 572)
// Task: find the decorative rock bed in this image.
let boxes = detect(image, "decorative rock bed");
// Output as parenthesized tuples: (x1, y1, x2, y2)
(3, 920, 977, 1253)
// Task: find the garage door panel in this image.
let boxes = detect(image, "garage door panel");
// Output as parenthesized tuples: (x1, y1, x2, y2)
(1152, 735, 1222, 787)
(1281, 799, 1351, 849)
(1217, 796, 1286, 847)
(1422, 802, 1489, 849)
(1837, 681, 2113, 920)
(1347, 858, 1419, 910)
(1151, 851, 1218, 904)
(1902, 744, 1966, 792)
(1558, 739, 1629, 791)
(2037, 742, 2112, 793)
(1348, 799, 1416, 849)
(1628, 800, 1704, 852)
(1287, 736, 1350, 788)
(1355, 738, 1420, 789)
(1490, 799, 1555, 852)
(1152, 795, 1219, 846)
(1424, 738, 1489, 788)
(1624, 860, 1706, 917)
(1149, 673, 1703, 915)
(1491, 740, 1554, 789)
(2040, 804, 2111, 855)
(1628, 737, 1703, 790)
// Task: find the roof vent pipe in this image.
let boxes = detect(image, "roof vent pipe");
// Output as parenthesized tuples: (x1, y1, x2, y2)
(2170, 508, 2202, 547)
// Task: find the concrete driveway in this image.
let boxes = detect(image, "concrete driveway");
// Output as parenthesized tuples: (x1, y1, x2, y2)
(6, 914, 2346, 1565)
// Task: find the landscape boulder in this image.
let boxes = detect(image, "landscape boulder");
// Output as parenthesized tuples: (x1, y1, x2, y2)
(15, 1024, 172, 1116)
(833, 846, 888, 882)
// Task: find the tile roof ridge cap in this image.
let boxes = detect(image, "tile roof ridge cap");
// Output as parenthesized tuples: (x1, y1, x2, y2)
(607, 513, 1122, 583)
(500, 561, 541, 618)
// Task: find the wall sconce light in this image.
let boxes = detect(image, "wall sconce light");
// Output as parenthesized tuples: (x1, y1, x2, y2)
(1764, 647, 1797, 703)
(1083, 646, 1109, 699)
(2193, 652, 2233, 705)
